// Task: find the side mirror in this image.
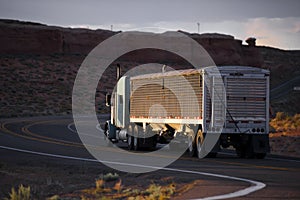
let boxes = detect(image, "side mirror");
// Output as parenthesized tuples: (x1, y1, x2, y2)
(105, 93, 111, 107)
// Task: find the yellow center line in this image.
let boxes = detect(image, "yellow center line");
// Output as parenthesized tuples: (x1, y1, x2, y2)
(22, 119, 84, 146)
(1, 120, 83, 148)
(1, 119, 178, 159)
(1, 119, 299, 172)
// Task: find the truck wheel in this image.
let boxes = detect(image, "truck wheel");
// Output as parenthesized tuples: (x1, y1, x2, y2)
(236, 136, 255, 158)
(255, 153, 266, 159)
(188, 133, 196, 157)
(104, 123, 112, 147)
(196, 130, 204, 159)
(236, 147, 246, 158)
(236, 145, 255, 158)
(207, 152, 217, 158)
(133, 125, 140, 151)
(245, 144, 255, 158)
(244, 137, 255, 158)
(127, 125, 134, 150)
(128, 136, 134, 150)
(236, 146, 255, 158)
(149, 135, 157, 150)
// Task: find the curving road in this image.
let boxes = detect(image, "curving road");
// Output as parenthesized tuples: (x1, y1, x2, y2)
(0, 115, 300, 199)
(271, 75, 300, 100)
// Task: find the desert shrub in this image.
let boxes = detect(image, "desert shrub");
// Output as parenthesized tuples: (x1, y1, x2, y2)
(99, 172, 120, 182)
(275, 112, 286, 121)
(270, 112, 300, 132)
(5, 185, 31, 200)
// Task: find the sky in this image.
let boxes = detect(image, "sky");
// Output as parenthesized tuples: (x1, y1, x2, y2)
(0, 0, 299, 50)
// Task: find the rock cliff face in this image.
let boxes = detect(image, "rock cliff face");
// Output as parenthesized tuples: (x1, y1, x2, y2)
(0, 19, 115, 55)
(0, 19, 263, 67)
(184, 32, 263, 67)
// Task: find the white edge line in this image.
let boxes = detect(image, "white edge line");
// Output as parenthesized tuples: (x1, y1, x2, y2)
(67, 122, 77, 133)
(0, 145, 265, 200)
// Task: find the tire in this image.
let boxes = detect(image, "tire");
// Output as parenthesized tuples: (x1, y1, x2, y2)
(133, 125, 140, 151)
(207, 152, 217, 158)
(245, 145, 255, 158)
(236, 139, 255, 159)
(236, 147, 246, 158)
(255, 153, 266, 159)
(150, 135, 157, 150)
(196, 130, 205, 159)
(236, 146, 255, 158)
(127, 125, 134, 150)
(245, 137, 255, 158)
(128, 135, 134, 150)
(104, 123, 112, 147)
(187, 133, 196, 157)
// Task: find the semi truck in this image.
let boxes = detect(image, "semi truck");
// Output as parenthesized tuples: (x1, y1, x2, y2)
(105, 66, 270, 159)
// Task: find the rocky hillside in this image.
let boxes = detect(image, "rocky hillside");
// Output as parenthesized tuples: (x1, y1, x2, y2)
(0, 19, 115, 55)
(259, 47, 300, 115)
(0, 19, 299, 117)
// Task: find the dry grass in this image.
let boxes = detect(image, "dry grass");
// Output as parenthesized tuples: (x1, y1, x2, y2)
(53, 172, 183, 200)
(269, 112, 300, 158)
(85, 178, 175, 199)
(270, 112, 300, 135)
(4, 185, 31, 200)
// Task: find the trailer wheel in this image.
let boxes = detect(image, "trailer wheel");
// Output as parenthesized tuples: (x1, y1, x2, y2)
(255, 153, 266, 159)
(127, 124, 134, 150)
(128, 136, 134, 150)
(236, 147, 246, 158)
(151, 135, 158, 149)
(236, 145, 255, 158)
(188, 133, 196, 157)
(133, 125, 140, 151)
(196, 130, 204, 159)
(236, 138, 255, 159)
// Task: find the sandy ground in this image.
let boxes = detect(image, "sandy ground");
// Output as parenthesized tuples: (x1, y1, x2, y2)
(0, 150, 206, 199)
(269, 131, 300, 158)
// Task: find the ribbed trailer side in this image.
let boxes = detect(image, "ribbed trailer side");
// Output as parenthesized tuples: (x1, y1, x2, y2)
(130, 70, 203, 122)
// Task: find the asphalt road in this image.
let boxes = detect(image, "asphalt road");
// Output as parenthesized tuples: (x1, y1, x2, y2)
(0, 115, 300, 199)
(270, 76, 300, 100)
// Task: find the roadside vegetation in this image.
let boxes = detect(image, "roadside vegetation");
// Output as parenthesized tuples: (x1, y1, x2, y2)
(270, 112, 300, 134)
(44, 172, 198, 200)
(78, 172, 176, 200)
(269, 112, 300, 158)
(4, 185, 31, 200)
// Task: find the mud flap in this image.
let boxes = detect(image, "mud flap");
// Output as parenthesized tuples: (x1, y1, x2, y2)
(251, 134, 270, 154)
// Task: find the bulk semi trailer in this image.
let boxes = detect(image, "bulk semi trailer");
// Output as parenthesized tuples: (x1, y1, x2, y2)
(105, 66, 270, 159)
